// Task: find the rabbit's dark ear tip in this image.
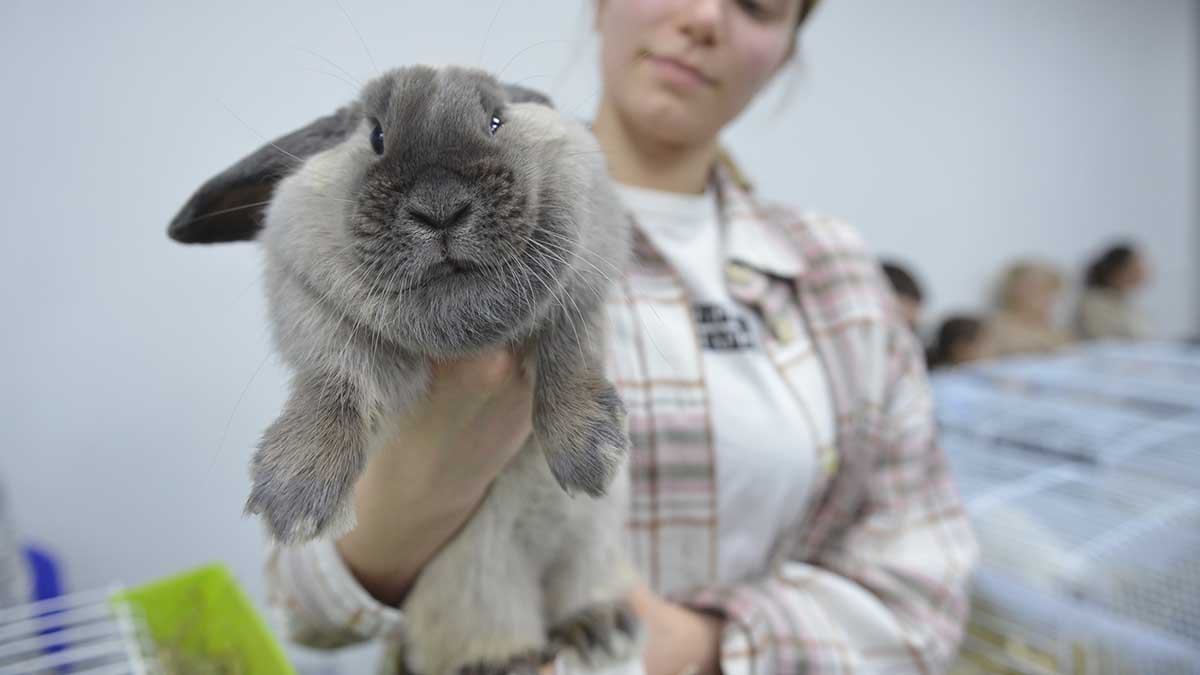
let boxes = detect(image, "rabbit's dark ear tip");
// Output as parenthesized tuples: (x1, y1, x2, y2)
(167, 208, 262, 244)
(167, 211, 195, 243)
(167, 176, 273, 243)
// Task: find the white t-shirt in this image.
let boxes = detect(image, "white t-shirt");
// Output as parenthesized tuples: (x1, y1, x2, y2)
(615, 183, 826, 585)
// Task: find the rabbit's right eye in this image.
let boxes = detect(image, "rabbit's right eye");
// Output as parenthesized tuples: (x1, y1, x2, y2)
(370, 121, 385, 155)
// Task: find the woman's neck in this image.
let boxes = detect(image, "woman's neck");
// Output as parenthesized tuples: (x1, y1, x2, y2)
(592, 97, 717, 195)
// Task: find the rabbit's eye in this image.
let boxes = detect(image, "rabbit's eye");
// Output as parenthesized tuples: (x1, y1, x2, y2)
(489, 113, 503, 136)
(370, 121, 385, 155)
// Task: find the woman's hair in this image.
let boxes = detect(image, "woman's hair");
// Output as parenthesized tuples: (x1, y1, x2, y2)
(797, 0, 822, 29)
(1085, 242, 1137, 290)
(716, 147, 755, 191)
(996, 260, 1062, 311)
(927, 316, 983, 370)
(881, 261, 924, 304)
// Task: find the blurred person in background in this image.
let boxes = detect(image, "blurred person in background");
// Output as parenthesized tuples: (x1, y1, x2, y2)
(881, 260, 925, 334)
(1074, 242, 1151, 340)
(926, 315, 994, 370)
(0, 477, 29, 609)
(988, 260, 1073, 357)
(265, 2, 977, 674)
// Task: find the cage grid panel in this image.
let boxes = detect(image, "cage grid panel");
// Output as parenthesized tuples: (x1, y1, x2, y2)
(937, 342, 1200, 673)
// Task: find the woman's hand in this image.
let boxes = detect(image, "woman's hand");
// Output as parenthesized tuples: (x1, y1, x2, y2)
(336, 348, 535, 606)
(540, 585, 724, 675)
(632, 584, 724, 675)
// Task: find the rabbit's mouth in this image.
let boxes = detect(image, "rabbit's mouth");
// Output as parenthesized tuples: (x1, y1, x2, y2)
(419, 258, 482, 286)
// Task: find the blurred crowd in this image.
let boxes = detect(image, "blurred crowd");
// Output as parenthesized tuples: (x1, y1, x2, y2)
(882, 242, 1152, 371)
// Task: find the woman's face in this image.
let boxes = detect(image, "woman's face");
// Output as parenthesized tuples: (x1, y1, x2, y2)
(951, 327, 995, 366)
(1012, 270, 1061, 322)
(1118, 254, 1148, 291)
(596, 0, 802, 146)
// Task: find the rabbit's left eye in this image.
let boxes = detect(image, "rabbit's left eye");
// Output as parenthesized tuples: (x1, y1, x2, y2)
(370, 121, 385, 155)
(489, 113, 503, 135)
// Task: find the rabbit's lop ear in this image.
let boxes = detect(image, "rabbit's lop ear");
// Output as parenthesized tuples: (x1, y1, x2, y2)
(502, 83, 553, 109)
(167, 104, 362, 244)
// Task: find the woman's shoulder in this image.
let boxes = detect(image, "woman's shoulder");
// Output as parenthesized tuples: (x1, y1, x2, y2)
(716, 155, 874, 264)
(744, 197, 907, 331)
(745, 195, 885, 291)
(761, 201, 871, 260)
(715, 159, 893, 316)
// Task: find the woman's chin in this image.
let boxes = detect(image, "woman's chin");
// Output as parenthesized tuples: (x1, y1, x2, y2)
(628, 93, 717, 147)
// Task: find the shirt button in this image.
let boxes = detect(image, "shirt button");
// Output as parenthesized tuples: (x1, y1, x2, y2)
(773, 318, 795, 344)
(726, 262, 754, 285)
(823, 447, 839, 475)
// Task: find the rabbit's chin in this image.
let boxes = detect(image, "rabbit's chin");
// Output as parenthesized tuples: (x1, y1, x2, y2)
(365, 267, 552, 356)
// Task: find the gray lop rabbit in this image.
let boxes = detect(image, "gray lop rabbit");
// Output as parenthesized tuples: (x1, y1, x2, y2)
(167, 65, 639, 674)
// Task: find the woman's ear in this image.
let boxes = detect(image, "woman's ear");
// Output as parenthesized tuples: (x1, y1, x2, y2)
(166, 104, 361, 244)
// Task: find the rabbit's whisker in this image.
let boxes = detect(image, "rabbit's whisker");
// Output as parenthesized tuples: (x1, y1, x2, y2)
(294, 46, 363, 87)
(498, 240, 538, 317)
(219, 101, 312, 168)
(496, 40, 572, 82)
(527, 236, 617, 287)
(209, 349, 273, 476)
(510, 74, 553, 88)
(477, 0, 507, 67)
(522, 244, 588, 364)
(299, 67, 360, 92)
(333, 0, 379, 76)
(536, 227, 625, 275)
(217, 101, 348, 187)
(180, 200, 275, 224)
(532, 233, 671, 365)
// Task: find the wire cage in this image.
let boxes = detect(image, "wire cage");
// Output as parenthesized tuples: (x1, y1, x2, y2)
(937, 342, 1200, 674)
(0, 564, 294, 675)
(0, 586, 152, 675)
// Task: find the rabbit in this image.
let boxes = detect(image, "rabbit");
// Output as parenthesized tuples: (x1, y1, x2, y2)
(166, 65, 640, 674)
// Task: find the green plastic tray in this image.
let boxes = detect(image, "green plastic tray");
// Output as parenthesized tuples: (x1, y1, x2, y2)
(110, 563, 296, 674)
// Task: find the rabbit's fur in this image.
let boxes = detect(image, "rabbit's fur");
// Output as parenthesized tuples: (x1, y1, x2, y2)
(168, 65, 638, 674)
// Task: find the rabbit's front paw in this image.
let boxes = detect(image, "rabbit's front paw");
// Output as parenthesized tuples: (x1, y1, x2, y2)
(244, 373, 366, 544)
(453, 652, 544, 675)
(404, 638, 545, 675)
(244, 470, 355, 544)
(244, 437, 358, 544)
(548, 601, 641, 667)
(536, 378, 628, 497)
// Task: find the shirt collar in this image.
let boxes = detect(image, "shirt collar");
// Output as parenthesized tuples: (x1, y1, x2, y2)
(712, 160, 808, 279)
(626, 158, 809, 280)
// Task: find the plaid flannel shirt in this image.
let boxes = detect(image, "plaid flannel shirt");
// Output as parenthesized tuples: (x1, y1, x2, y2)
(265, 162, 978, 675)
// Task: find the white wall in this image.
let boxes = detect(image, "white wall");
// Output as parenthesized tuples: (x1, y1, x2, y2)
(731, 0, 1199, 337)
(0, 0, 1195, 662)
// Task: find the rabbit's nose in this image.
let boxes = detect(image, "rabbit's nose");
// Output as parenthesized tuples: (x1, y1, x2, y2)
(406, 168, 474, 231)
(406, 201, 472, 231)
